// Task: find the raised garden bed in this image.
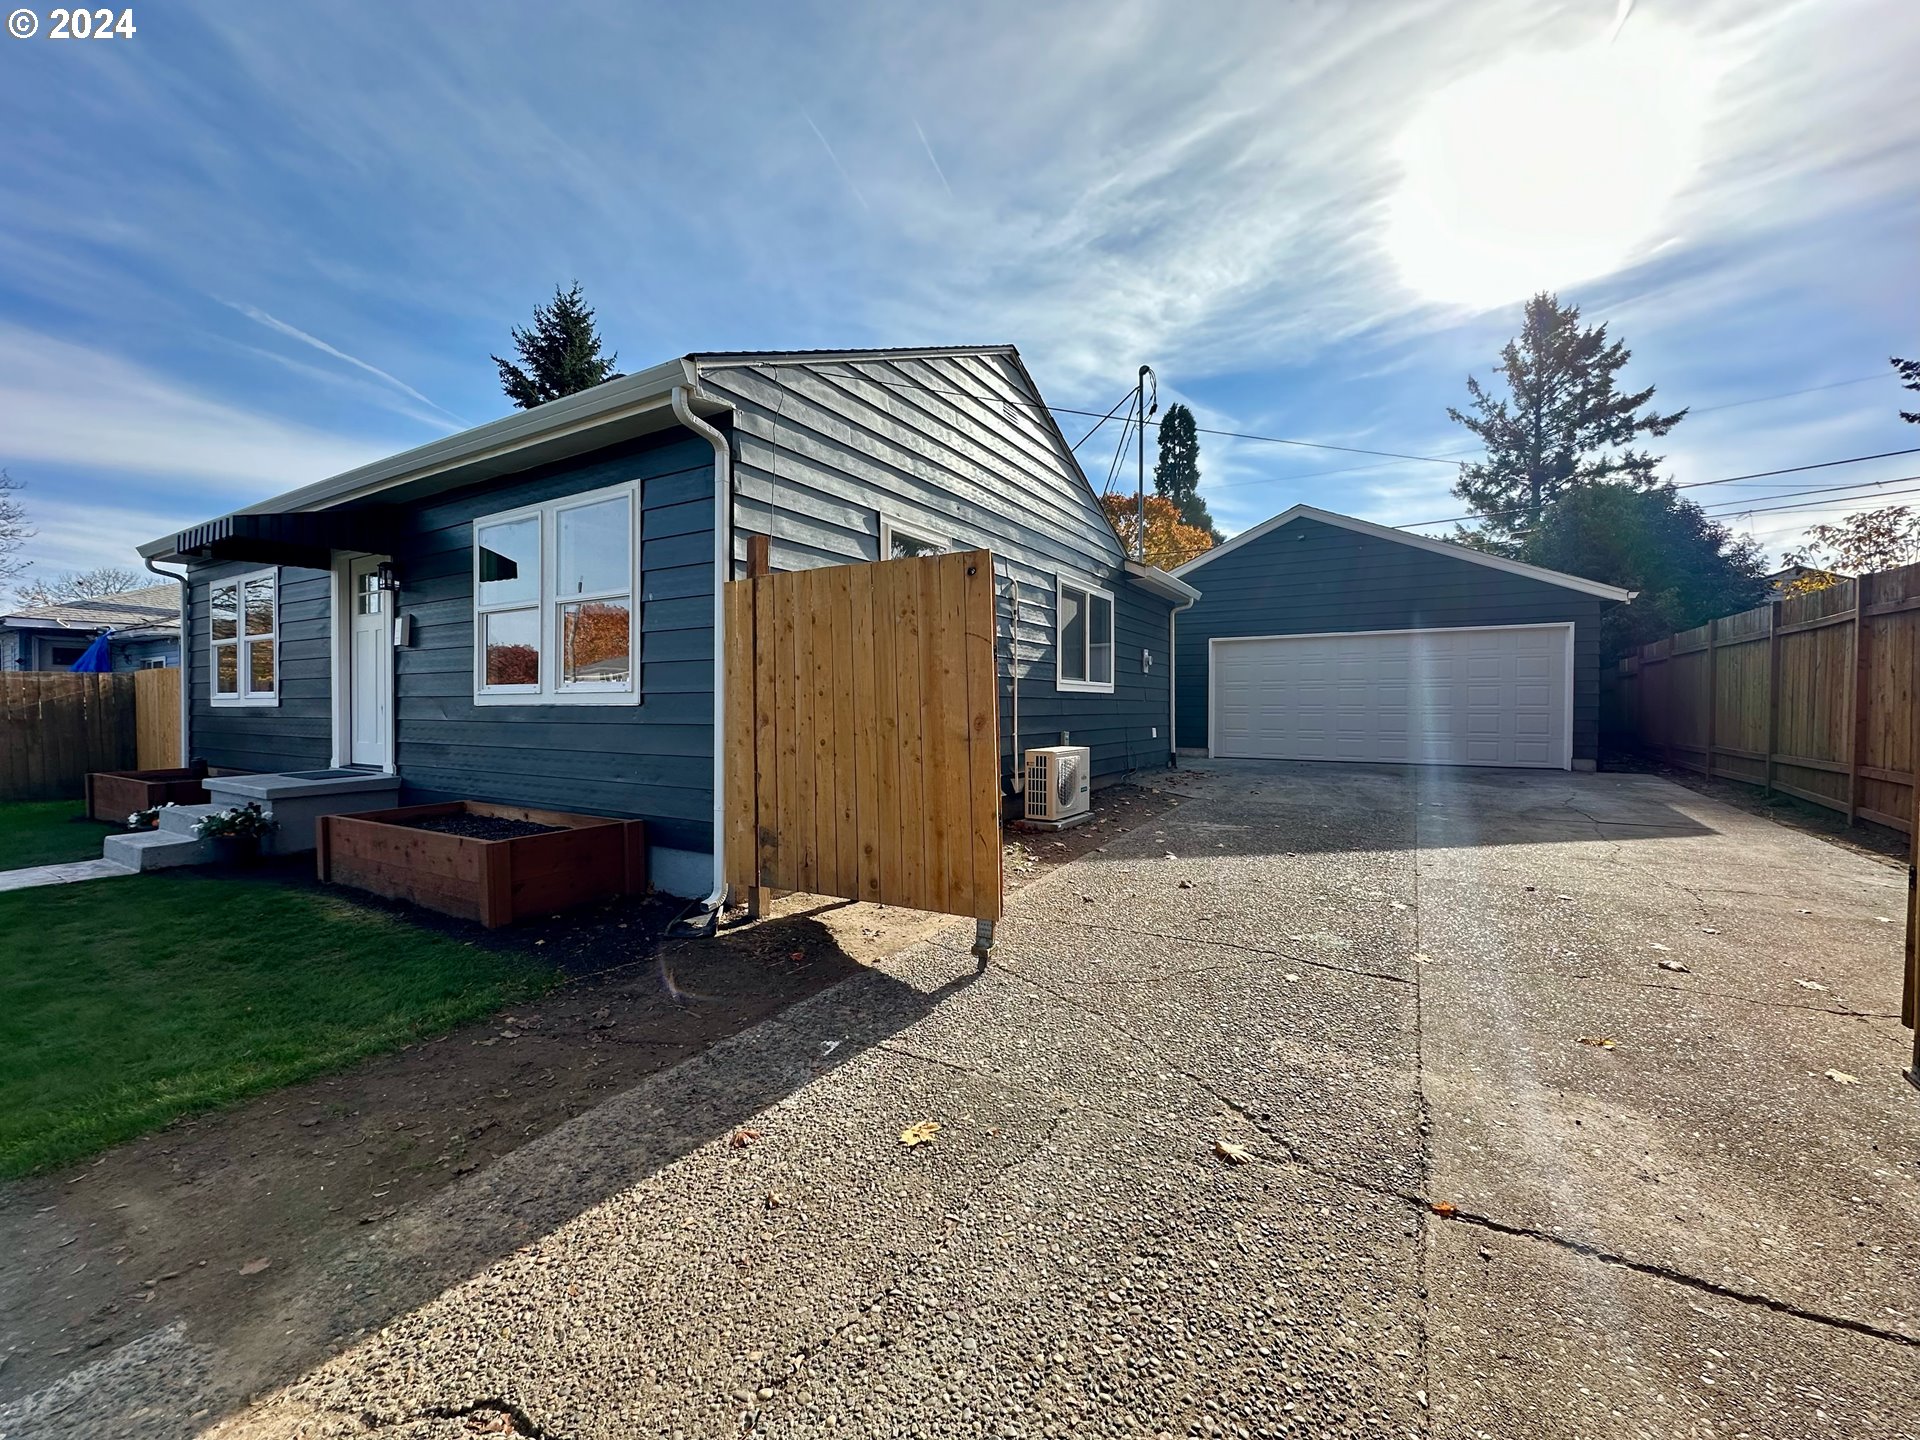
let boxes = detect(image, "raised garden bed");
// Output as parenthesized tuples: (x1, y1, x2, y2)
(85, 764, 213, 824)
(316, 801, 648, 929)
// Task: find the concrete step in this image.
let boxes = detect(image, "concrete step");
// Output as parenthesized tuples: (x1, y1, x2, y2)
(103, 830, 219, 872)
(158, 803, 224, 836)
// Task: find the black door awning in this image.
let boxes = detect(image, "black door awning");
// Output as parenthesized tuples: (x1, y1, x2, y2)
(170, 507, 397, 569)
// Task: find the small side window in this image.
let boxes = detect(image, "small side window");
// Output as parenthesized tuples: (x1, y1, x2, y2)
(880, 515, 947, 561)
(1055, 578, 1116, 694)
(209, 569, 278, 707)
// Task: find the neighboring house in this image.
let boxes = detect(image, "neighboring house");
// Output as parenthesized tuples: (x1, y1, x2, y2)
(138, 345, 1198, 898)
(1766, 563, 1845, 597)
(0, 584, 181, 672)
(1171, 505, 1632, 772)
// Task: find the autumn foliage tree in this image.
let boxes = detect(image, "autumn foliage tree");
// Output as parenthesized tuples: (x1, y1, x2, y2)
(1102, 493, 1214, 570)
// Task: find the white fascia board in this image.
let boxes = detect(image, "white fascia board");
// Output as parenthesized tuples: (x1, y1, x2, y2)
(1123, 560, 1201, 603)
(1172, 503, 1634, 603)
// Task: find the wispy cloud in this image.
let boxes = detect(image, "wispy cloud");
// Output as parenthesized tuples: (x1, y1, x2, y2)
(911, 117, 953, 199)
(224, 302, 466, 426)
(0, 323, 395, 497)
(802, 109, 871, 213)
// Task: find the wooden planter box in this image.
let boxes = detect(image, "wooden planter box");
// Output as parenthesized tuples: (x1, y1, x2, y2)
(316, 802, 648, 929)
(86, 764, 212, 823)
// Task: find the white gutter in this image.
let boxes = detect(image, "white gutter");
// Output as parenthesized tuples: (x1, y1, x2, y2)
(142, 555, 192, 767)
(670, 379, 734, 925)
(1119, 561, 1200, 766)
(1166, 590, 1196, 766)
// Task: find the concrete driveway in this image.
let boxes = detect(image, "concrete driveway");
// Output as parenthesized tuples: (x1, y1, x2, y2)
(12, 764, 1920, 1439)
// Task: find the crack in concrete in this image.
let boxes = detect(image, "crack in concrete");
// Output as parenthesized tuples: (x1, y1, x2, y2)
(367, 1398, 551, 1438)
(1431, 1202, 1920, 1352)
(1461, 966, 1900, 1020)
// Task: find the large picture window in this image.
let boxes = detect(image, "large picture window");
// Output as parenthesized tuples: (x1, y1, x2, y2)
(1055, 576, 1115, 694)
(473, 482, 639, 706)
(209, 568, 278, 707)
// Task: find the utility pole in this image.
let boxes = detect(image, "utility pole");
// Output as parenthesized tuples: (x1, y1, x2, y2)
(1135, 365, 1157, 562)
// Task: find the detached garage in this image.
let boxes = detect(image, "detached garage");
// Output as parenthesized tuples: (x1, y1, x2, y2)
(1172, 506, 1632, 772)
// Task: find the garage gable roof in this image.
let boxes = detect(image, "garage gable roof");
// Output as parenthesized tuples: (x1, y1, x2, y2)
(1172, 504, 1633, 602)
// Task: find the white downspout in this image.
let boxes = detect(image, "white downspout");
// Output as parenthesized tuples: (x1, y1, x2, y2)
(143, 555, 191, 767)
(1167, 591, 1195, 767)
(671, 381, 733, 922)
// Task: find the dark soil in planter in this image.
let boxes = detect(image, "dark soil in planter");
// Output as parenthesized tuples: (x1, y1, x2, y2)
(399, 813, 563, 841)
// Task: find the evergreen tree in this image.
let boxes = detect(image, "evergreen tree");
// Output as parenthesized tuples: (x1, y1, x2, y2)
(1519, 484, 1769, 664)
(1893, 355, 1920, 424)
(1151, 404, 1220, 540)
(492, 282, 620, 410)
(1449, 292, 1686, 546)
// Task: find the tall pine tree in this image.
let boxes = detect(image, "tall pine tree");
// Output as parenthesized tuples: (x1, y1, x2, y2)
(1151, 404, 1220, 541)
(1449, 293, 1685, 547)
(1893, 355, 1920, 424)
(492, 282, 620, 410)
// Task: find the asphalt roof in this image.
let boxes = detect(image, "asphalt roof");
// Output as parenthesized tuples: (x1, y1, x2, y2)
(1, 582, 181, 635)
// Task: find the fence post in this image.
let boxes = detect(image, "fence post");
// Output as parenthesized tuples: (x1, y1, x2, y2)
(744, 534, 775, 920)
(1849, 576, 1869, 826)
(1765, 599, 1782, 797)
(1705, 619, 1718, 780)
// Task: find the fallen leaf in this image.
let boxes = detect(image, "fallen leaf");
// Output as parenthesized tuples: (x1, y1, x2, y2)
(1825, 1069, 1860, 1085)
(1177, 879, 1194, 890)
(1876, 917, 1894, 924)
(729, 1128, 763, 1149)
(789, 951, 806, 962)
(1794, 979, 1827, 992)
(899, 1121, 941, 1147)
(1554, 894, 1574, 902)
(1390, 900, 1409, 911)
(1649, 942, 1671, 952)
(1411, 952, 1433, 966)
(1431, 1201, 1457, 1218)
(1576, 1036, 1618, 1050)
(1213, 1139, 1252, 1165)
(765, 1191, 787, 1209)
(1701, 926, 1720, 935)
(1657, 959, 1690, 973)
(238, 1257, 271, 1276)
(1283, 972, 1302, 983)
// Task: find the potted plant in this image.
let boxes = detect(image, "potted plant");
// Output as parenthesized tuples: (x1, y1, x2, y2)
(194, 802, 275, 865)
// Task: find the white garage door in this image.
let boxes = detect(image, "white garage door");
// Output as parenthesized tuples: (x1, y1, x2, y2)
(1211, 625, 1572, 770)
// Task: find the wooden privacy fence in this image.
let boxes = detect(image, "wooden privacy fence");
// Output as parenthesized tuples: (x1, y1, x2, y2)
(0, 668, 181, 800)
(1613, 561, 1920, 833)
(1, 673, 137, 800)
(723, 547, 1003, 923)
(134, 666, 181, 770)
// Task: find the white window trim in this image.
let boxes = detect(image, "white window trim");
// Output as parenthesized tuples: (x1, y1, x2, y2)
(1054, 575, 1116, 695)
(879, 514, 948, 560)
(208, 567, 279, 709)
(473, 480, 641, 708)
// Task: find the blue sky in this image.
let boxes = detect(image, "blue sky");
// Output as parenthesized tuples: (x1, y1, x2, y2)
(0, 0, 1915, 583)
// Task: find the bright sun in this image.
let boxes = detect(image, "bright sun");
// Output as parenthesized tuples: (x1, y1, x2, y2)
(1385, 24, 1712, 307)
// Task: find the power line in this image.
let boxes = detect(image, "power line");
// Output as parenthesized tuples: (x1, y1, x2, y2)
(1689, 373, 1891, 417)
(1395, 447, 1920, 530)
(1069, 387, 1141, 453)
(1099, 400, 1137, 497)
(1696, 473, 1920, 515)
(1711, 483, 1920, 523)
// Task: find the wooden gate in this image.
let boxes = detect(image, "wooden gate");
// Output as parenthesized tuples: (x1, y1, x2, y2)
(723, 548, 1003, 922)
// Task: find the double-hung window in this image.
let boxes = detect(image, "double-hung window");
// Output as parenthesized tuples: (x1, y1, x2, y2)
(473, 481, 640, 706)
(1055, 576, 1115, 694)
(209, 568, 278, 707)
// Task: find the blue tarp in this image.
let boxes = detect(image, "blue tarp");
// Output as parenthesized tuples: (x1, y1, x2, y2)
(68, 632, 113, 672)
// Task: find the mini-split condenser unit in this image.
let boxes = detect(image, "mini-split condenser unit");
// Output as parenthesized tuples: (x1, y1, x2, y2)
(1024, 745, 1091, 827)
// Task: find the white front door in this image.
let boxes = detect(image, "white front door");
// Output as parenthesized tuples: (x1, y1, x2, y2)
(347, 555, 394, 769)
(1211, 624, 1573, 770)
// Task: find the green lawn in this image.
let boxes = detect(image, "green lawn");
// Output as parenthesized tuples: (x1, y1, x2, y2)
(0, 799, 113, 871)
(0, 870, 561, 1177)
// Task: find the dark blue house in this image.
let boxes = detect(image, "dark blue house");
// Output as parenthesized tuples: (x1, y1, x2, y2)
(138, 346, 1198, 898)
(1171, 505, 1631, 771)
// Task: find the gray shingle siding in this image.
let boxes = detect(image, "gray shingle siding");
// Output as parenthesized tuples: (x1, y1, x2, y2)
(701, 352, 1175, 788)
(388, 432, 716, 856)
(186, 561, 334, 773)
(1175, 516, 1605, 763)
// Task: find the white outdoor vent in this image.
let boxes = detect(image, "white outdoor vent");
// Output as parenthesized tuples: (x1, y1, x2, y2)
(1024, 745, 1091, 827)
